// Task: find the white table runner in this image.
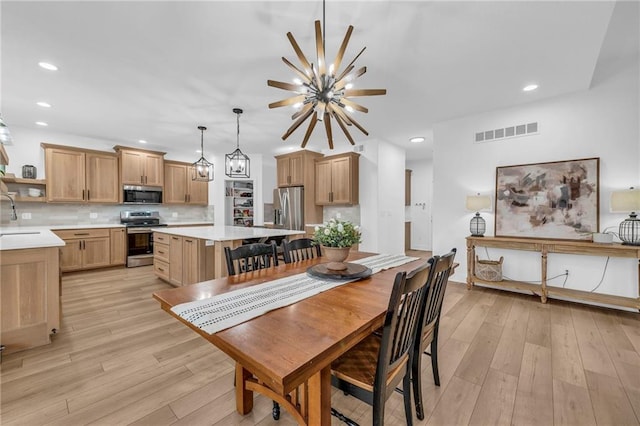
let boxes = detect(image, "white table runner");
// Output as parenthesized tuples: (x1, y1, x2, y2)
(171, 253, 419, 334)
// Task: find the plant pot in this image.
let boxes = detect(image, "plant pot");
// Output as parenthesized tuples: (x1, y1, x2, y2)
(322, 246, 351, 271)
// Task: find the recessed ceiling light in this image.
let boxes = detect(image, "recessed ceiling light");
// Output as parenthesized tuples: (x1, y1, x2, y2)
(35, 121, 48, 126)
(410, 137, 425, 143)
(523, 84, 538, 92)
(138, 139, 147, 144)
(36, 101, 52, 108)
(38, 62, 58, 71)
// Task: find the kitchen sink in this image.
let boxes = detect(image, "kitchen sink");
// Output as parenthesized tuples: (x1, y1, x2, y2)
(0, 231, 41, 237)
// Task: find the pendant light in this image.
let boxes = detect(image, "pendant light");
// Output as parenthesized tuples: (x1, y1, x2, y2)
(225, 108, 250, 178)
(192, 125, 214, 182)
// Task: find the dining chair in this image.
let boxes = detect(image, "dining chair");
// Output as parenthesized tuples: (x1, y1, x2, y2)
(330, 261, 432, 426)
(411, 248, 457, 420)
(282, 238, 321, 263)
(224, 242, 279, 276)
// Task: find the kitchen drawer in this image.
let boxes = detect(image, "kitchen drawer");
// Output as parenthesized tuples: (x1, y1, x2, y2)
(154, 242, 170, 262)
(154, 232, 171, 244)
(154, 259, 170, 281)
(54, 228, 111, 240)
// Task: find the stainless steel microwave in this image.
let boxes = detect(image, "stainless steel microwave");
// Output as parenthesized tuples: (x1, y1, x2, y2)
(123, 185, 163, 204)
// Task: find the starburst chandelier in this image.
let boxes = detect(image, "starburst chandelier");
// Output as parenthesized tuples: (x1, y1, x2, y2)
(267, 0, 386, 149)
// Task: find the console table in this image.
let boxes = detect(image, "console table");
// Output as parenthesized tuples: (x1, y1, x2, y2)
(466, 236, 640, 311)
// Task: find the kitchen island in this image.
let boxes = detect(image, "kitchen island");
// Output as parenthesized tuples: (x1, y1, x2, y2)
(0, 228, 65, 354)
(153, 226, 305, 285)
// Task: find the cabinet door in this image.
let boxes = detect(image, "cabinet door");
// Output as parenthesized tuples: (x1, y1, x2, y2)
(276, 157, 291, 187)
(288, 154, 304, 185)
(82, 237, 111, 269)
(86, 153, 119, 203)
(59, 239, 84, 272)
(182, 238, 200, 285)
(164, 163, 188, 204)
(188, 168, 209, 205)
(169, 236, 183, 286)
(330, 157, 353, 204)
(120, 151, 146, 185)
(110, 228, 126, 265)
(45, 148, 85, 202)
(315, 160, 332, 205)
(144, 154, 164, 186)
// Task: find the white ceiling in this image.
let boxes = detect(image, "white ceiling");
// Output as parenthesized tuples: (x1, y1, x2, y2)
(0, 1, 624, 161)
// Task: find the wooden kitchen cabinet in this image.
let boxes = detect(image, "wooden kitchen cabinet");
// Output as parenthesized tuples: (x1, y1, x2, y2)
(154, 231, 212, 286)
(275, 150, 324, 224)
(0, 247, 60, 354)
(114, 146, 165, 187)
(110, 227, 126, 266)
(315, 152, 359, 205)
(42, 144, 119, 203)
(164, 161, 208, 205)
(53, 228, 111, 272)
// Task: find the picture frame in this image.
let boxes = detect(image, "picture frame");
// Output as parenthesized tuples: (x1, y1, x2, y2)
(495, 157, 599, 240)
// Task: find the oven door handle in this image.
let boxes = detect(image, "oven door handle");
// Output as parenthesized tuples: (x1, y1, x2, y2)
(126, 228, 154, 234)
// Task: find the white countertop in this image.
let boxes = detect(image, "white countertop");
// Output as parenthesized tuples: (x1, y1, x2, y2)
(0, 227, 65, 251)
(155, 226, 304, 242)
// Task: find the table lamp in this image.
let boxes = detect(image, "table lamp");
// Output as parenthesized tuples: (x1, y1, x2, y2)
(466, 193, 492, 236)
(611, 187, 640, 246)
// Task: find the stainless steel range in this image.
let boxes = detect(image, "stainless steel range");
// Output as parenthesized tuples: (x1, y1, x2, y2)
(120, 211, 167, 267)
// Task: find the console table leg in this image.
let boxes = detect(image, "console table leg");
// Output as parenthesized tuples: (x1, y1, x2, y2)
(466, 240, 474, 290)
(541, 249, 548, 303)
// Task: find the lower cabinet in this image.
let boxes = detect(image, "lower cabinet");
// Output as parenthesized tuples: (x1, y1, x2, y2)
(153, 232, 213, 286)
(110, 228, 126, 266)
(54, 228, 111, 272)
(0, 247, 60, 354)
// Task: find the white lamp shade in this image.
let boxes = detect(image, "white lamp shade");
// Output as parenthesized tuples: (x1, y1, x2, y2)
(466, 194, 492, 212)
(611, 188, 640, 212)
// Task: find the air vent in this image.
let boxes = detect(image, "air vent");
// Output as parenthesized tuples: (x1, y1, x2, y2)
(474, 122, 539, 143)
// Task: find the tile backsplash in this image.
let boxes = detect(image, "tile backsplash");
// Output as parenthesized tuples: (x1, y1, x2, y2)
(0, 202, 214, 227)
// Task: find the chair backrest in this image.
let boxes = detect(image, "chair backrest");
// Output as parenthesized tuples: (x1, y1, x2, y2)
(282, 238, 322, 263)
(417, 248, 457, 347)
(224, 242, 279, 276)
(376, 261, 431, 393)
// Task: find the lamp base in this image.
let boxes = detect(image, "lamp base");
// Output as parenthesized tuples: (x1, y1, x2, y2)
(621, 241, 640, 246)
(470, 233, 485, 237)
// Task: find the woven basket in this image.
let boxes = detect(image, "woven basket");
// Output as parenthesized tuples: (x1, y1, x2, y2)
(475, 256, 503, 282)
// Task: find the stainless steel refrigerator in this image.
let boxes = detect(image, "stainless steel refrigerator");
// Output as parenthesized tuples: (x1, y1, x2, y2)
(273, 187, 304, 230)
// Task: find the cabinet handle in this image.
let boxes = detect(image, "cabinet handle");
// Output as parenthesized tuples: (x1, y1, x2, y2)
(172, 237, 179, 240)
(144, 176, 148, 184)
(185, 239, 193, 243)
(141, 175, 144, 184)
(87, 190, 90, 201)
(188, 194, 191, 202)
(185, 194, 187, 202)
(74, 233, 90, 236)
(157, 250, 165, 254)
(157, 267, 165, 272)
(82, 189, 85, 200)
(79, 241, 82, 250)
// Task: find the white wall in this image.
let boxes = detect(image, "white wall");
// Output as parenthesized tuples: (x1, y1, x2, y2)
(407, 159, 433, 250)
(433, 61, 639, 303)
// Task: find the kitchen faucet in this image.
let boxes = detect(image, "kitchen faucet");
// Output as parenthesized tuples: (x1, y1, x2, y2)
(1, 192, 18, 220)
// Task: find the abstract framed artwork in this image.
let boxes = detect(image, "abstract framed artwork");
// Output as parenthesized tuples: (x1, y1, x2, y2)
(495, 158, 599, 240)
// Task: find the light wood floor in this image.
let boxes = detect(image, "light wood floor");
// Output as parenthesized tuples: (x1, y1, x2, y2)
(1, 256, 639, 425)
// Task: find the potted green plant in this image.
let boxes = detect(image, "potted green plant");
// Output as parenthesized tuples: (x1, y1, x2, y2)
(313, 218, 362, 270)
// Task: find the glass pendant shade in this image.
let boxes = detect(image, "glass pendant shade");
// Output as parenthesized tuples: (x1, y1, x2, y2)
(225, 108, 250, 178)
(192, 126, 214, 182)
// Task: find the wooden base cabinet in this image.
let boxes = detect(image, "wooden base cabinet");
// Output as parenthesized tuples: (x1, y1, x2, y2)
(54, 229, 111, 272)
(110, 228, 126, 266)
(153, 232, 213, 286)
(0, 247, 60, 354)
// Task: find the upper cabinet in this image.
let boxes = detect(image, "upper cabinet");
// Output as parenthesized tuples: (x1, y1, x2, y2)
(275, 150, 324, 224)
(42, 144, 119, 203)
(164, 161, 208, 205)
(276, 151, 314, 187)
(114, 146, 165, 187)
(315, 152, 360, 206)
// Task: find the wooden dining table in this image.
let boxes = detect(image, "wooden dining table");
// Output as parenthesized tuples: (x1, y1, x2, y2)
(152, 251, 426, 425)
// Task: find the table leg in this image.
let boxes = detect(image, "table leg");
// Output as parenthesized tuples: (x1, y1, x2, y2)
(541, 248, 548, 303)
(306, 366, 331, 425)
(235, 362, 254, 415)
(466, 240, 474, 290)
